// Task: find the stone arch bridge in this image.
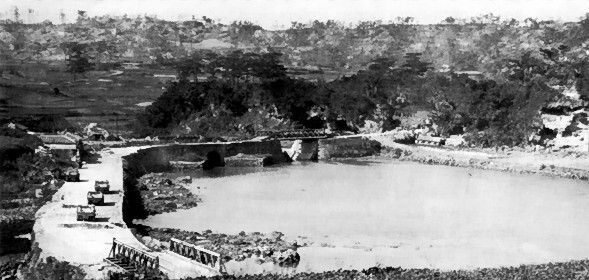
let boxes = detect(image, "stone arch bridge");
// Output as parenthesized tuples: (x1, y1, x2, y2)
(123, 139, 286, 178)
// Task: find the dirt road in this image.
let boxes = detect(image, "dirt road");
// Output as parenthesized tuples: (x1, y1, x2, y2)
(33, 146, 216, 279)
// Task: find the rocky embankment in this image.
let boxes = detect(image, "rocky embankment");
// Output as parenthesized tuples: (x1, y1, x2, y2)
(138, 173, 200, 215)
(379, 142, 589, 181)
(312, 132, 589, 180)
(132, 226, 301, 267)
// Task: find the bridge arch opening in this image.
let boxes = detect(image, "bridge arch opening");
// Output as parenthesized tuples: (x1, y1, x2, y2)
(303, 116, 325, 129)
(202, 151, 224, 170)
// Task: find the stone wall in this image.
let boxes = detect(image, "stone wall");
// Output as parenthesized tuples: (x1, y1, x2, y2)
(317, 136, 381, 159)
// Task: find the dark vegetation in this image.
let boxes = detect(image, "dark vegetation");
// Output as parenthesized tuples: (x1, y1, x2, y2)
(137, 49, 565, 147)
(3, 14, 589, 147)
(0, 127, 73, 201)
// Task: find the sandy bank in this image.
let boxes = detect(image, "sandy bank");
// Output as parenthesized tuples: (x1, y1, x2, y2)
(368, 133, 589, 180)
(313, 131, 589, 180)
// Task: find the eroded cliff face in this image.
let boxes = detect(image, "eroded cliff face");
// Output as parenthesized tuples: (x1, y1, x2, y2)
(318, 136, 382, 159)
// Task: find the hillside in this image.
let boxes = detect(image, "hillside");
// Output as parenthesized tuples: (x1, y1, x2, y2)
(1, 14, 588, 78)
(2, 14, 589, 148)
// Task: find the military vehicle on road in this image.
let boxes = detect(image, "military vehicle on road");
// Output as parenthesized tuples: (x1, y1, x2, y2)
(64, 168, 80, 182)
(94, 180, 110, 193)
(76, 205, 96, 221)
(87, 191, 104, 205)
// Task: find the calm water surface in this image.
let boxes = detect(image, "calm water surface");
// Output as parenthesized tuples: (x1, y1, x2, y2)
(140, 160, 589, 273)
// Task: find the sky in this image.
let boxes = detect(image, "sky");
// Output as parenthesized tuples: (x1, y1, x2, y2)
(1, 0, 589, 30)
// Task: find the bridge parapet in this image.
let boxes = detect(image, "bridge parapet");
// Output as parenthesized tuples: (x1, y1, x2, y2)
(105, 238, 159, 272)
(255, 129, 328, 140)
(169, 238, 224, 273)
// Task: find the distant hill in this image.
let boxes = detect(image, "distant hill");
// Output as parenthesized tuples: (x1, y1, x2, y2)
(1, 15, 588, 81)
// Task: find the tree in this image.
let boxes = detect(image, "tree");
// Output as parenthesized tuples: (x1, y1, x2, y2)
(443, 17, 456, 24)
(64, 43, 93, 81)
(77, 10, 87, 22)
(402, 53, 432, 76)
(13, 6, 20, 23)
(59, 9, 66, 24)
(175, 52, 206, 82)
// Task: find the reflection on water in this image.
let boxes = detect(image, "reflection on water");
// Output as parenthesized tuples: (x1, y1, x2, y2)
(141, 160, 589, 273)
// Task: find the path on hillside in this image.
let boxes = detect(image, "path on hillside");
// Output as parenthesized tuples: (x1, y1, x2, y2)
(33, 146, 216, 279)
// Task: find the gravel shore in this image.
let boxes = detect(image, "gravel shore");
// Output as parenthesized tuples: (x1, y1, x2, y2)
(369, 135, 589, 181)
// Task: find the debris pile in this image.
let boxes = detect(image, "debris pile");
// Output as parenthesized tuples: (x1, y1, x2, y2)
(137, 173, 200, 215)
(134, 226, 301, 267)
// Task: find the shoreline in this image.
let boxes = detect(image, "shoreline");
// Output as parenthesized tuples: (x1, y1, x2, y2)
(376, 141, 589, 181)
(29, 139, 589, 278)
(131, 137, 589, 277)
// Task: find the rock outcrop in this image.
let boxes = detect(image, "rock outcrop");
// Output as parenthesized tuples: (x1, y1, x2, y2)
(138, 173, 200, 215)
